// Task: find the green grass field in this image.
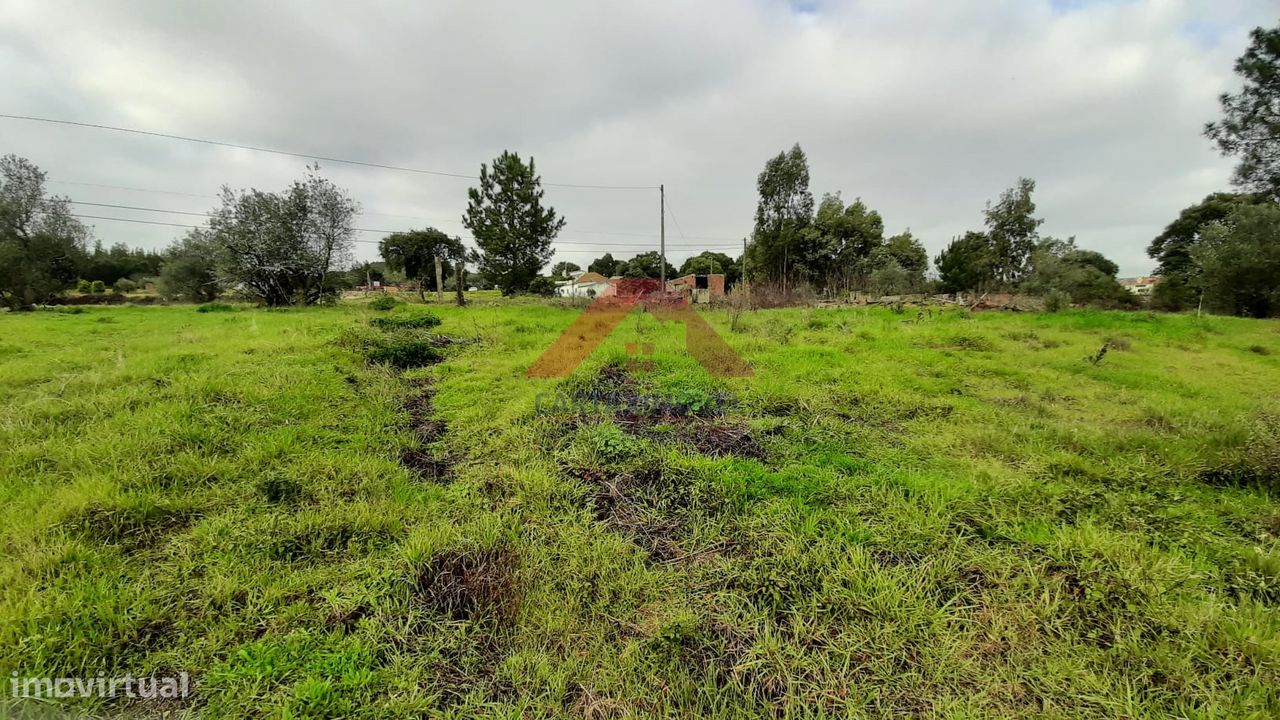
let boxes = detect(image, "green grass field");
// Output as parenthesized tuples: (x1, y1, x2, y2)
(2, 300, 1279, 718)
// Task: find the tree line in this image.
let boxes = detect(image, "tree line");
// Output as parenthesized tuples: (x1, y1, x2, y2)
(0, 150, 572, 308)
(736, 143, 1138, 308)
(0, 155, 165, 308)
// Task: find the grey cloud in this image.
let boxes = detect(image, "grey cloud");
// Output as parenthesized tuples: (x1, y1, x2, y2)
(1, 0, 1273, 273)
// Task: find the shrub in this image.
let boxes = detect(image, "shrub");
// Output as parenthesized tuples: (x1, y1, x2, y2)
(89, 280, 106, 294)
(365, 337, 443, 368)
(371, 313, 442, 331)
(528, 276, 558, 298)
(76, 279, 92, 294)
(196, 303, 234, 313)
(368, 294, 399, 311)
(338, 325, 446, 369)
(1044, 289, 1070, 313)
(113, 278, 138, 294)
(158, 230, 222, 302)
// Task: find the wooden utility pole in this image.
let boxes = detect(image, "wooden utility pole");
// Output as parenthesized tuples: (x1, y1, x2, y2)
(659, 184, 666, 289)
(743, 237, 750, 309)
(434, 255, 444, 303)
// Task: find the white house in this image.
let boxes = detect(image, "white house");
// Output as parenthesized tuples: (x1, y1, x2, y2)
(555, 271, 611, 298)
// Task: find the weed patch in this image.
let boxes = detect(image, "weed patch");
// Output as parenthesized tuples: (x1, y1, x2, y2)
(270, 516, 400, 563)
(365, 336, 444, 368)
(567, 365, 765, 461)
(370, 312, 442, 331)
(339, 325, 454, 369)
(1200, 409, 1280, 492)
(368, 294, 399, 311)
(939, 333, 996, 351)
(576, 468, 685, 561)
(62, 499, 200, 551)
(413, 545, 519, 623)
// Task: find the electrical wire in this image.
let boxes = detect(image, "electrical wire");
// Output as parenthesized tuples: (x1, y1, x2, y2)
(2, 114, 659, 190)
(48, 181, 742, 242)
(55, 210, 741, 250)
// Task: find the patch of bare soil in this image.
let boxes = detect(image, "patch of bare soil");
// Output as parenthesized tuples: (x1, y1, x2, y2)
(619, 418, 767, 460)
(407, 380, 448, 443)
(400, 448, 454, 482)
(402, 378, 454, 481)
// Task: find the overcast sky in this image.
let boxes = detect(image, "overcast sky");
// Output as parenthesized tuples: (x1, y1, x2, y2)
(1, 0, 1273, 276)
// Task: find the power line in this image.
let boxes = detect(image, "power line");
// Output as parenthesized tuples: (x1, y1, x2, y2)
(51, 179, 742, 242)
(49, 179, 214, 199)
(57, 210, 740, 250)
(2, 113, 659, 190)
(664, 194, 690, 245)
(63, 199, 732, 247)
(65, 199, 460, 228)
(69, 200, 207, 218)
(53, 182, 468, 225)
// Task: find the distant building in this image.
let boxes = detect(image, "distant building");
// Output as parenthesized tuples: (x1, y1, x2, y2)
(670, 274, 726, 304)
(1119, 275, 1161, 296)
(555, 271, 611, 298)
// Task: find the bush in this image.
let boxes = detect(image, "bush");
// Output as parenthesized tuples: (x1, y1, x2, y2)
(370, 313, 441, 330)
(46, 293, 127, 306)
(527, 276, 558, 298)
(76, 280, 92, 294)
(196, 303, 235, 313)
(158, 230, 222, 303)
(365, 337, 443, 368)
(337, 326, 447, 369)
(113, 278, 138, 294)
(89, 280, 106, 294)
(1044, 289, 1070, 312)
(368, 294, 399, 311)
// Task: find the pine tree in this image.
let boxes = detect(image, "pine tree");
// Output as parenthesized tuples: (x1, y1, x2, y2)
(1205, 23, 1280, 198)
(464, 151, 565, 295)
